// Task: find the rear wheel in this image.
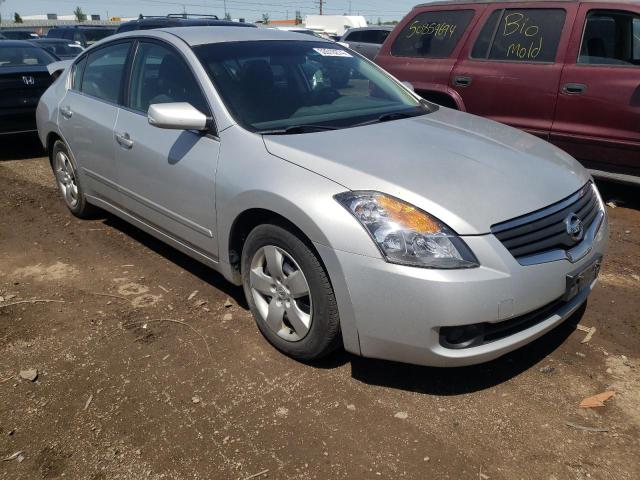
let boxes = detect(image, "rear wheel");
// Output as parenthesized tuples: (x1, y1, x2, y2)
(241, 224, 341, 361)
(52, 140, 97, 218)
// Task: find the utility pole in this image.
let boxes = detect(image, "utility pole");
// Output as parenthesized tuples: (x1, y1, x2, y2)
(319, 0, 323, 15)
(349, 1, 352, 15)
(223, 0, 227, 18)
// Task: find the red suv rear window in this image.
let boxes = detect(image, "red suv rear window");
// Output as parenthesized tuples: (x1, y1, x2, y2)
(390, 9, 475, 58)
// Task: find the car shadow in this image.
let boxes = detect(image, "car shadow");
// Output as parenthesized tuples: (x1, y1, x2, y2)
(0, 133, 46, 162)
(99, 209, 587, 394)
(595, 179, 640, 211)
(101, 214, 247, 307)
(345, 304, 586, 395)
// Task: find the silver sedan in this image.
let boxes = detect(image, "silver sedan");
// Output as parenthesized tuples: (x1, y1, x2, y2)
(36, 27, 608, 367)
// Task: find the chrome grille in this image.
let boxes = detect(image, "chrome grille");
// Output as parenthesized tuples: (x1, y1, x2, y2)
(492, 183, 600, 262)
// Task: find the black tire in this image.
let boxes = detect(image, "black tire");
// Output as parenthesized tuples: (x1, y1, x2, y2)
(51, 140, 98, 219)
(241, 224, 342, 361)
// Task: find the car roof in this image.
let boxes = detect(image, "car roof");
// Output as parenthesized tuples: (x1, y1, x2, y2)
(121, 18, 248, 27)
(125, 25, 334, 46)
(30, 38, 71, 43)
(345, 26, 394, 31)
(50, 25, 116, 29)
(0, 40, 41, 47)
(414, 0, 636, 6)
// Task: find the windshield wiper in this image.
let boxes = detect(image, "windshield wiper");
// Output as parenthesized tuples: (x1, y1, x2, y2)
(353, 110, 426, 128)
(260, 124, 339, 135)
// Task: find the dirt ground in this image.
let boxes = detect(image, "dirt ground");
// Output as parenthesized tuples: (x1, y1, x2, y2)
(0, 134, 638, 480)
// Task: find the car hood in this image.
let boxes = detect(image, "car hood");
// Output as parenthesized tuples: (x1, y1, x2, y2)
(263, 108, 590, 234)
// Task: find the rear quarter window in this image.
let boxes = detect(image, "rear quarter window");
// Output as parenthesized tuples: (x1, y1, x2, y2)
(390, 9, 475, 58)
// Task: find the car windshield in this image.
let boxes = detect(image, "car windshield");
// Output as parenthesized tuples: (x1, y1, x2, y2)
(0, 46, 56, 67)
(194, 40, 429, 133)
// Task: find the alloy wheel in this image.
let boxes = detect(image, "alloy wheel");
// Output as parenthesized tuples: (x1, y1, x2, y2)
(249, 245, 313, 342)
(54, 150, 79, 209)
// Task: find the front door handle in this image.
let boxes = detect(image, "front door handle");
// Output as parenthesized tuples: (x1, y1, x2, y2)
(60, 106, 73, 119)
(115, 132, 134, 149)
(453, 75, 472, 87)
(562, 83, 587, 95)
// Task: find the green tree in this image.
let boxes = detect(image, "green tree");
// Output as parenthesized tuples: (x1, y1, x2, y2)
(261, 13, 270, 24)
(74, 6, 86, 22)
(14, 12, 23, 23)
(377, 17, 382, 26)
(295, 10, 302, 25)
(224, 12, 231, 20)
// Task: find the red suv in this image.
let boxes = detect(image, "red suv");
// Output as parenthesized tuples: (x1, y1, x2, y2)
(376, 1, 640, 183)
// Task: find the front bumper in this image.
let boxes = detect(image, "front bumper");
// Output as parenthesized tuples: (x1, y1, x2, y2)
(317, 213, 608, 367)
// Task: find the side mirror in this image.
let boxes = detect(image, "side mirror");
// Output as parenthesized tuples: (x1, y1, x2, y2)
(401, 81, 415, 92)
(148, 102, 208, 131)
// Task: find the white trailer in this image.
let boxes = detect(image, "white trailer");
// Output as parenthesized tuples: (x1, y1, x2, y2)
(304, 15, 367, 37)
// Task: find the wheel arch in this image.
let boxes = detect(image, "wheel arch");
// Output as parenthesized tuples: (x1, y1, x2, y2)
(228, 208, 326, 282)
(223, 202, 363, 357)
(46, 131, 63, 166)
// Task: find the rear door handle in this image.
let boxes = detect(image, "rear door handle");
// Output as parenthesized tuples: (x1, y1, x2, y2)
(562, 83, 587, 95)
(115, 132, 134, 149)
(60, 106, 73, 119)
(453, 75, 472, 87)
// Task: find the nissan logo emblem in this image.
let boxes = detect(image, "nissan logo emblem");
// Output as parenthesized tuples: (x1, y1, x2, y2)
(565, 213, 584, 242)
(22, 76, 35, 86)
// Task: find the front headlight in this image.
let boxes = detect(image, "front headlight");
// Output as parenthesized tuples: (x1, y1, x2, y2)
(335, 191, 478, 269)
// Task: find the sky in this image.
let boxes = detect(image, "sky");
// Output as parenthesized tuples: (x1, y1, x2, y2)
(0, 0, 423, 23)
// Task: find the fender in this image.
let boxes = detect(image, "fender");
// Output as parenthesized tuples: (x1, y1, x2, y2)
(217, 189, 366, 357)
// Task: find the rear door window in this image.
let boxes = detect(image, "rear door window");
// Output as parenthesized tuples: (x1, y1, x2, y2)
(473, 9, 566, 62)
(390, 9, 475, 58)
(80, 42, 131, 104)
(578, 10, 640, 66)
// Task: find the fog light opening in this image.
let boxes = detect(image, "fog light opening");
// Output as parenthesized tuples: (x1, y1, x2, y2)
(440, 324, 485, 349)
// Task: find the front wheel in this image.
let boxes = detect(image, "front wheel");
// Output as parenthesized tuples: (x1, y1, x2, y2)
(241, 224, 341, 361)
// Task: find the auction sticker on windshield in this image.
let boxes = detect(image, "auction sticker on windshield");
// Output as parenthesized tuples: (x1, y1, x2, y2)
(313, 48, 352, 57)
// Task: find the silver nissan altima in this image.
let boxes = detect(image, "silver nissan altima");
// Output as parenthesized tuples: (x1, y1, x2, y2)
(36, 27, 608, 367)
